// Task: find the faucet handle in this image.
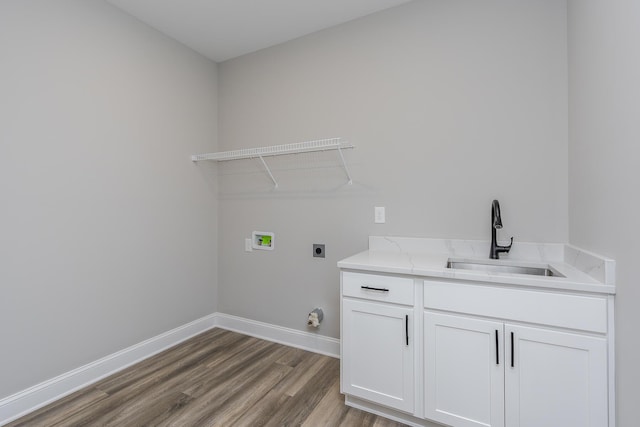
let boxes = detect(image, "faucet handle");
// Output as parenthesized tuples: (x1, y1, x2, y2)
(502, 237, 514, 251)
(497, 237, 513, 253)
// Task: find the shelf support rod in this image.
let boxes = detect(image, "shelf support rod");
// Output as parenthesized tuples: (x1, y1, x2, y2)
(258, 155, 278, 188)
(336, 146, 353, 185)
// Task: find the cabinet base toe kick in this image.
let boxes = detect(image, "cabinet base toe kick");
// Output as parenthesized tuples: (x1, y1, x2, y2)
(345, 395, 443, 427)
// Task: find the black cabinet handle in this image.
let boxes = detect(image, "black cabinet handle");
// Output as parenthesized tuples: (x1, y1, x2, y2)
(495, 330, 499, 365)
(510, 332, 515, 368)
(361, 285, 389, 292)
(405, 315, 409, 346)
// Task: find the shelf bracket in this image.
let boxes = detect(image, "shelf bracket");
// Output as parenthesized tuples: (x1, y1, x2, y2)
(336, 145, 353, 185)
(258, 155, 278, 188)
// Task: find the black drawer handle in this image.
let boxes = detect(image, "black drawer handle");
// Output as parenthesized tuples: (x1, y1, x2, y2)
(361, 285, 389, 292)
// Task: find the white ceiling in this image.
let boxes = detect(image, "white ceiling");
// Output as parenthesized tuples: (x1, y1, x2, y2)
(106, 0, 413, 62)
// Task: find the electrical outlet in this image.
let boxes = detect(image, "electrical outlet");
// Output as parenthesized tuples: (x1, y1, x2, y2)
(375, 206, 386, 224)
(313, 244, 325, 258)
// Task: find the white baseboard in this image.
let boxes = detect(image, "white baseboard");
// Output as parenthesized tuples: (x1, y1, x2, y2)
(0, 313, 217, 426)
(0, 312, 339, 426)
(213, 312, 340, 358)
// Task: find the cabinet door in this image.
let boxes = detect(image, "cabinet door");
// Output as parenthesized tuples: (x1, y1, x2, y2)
(424, 312, 505, 427)
(342, 298, 414, 413)
(505, 324, 608, 427)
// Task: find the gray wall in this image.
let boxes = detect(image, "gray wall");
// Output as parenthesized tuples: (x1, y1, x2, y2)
(0, 0, 218, 398)
(218, 0, 569, 339)
(567, 1, 640, 425)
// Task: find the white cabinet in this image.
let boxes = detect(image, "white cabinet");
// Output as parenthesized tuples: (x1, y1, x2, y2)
(424, 312, 505, 427)
(505, 324, 608, 427)
(424, 280, 610, 427)
(341, 272, 613, 427)
(342, 298, 414, 413)
(341, 272, 415, 413)
(424, 312, 608, 427)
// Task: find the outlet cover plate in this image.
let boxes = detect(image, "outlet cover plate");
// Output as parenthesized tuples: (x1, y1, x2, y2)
(313, 244, 325, 258)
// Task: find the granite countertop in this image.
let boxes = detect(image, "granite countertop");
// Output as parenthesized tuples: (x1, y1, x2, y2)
(338, 236, 616, 295)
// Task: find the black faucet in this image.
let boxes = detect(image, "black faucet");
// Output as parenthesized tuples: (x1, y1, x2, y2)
(490, 200, 513, 259)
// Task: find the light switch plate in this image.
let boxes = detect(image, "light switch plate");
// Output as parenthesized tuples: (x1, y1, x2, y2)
(375, 206, 386, 224)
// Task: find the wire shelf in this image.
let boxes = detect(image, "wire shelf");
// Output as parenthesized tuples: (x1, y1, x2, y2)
(191, 137, 354, 187)
(191, 138, 352, 161)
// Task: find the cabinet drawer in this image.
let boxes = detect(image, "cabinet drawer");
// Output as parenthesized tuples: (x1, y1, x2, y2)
(342, 272, 414, 305)
(424, 280, 607, 333)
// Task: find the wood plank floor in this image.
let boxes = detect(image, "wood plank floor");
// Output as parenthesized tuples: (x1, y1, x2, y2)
(7, 329, 408, 426)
